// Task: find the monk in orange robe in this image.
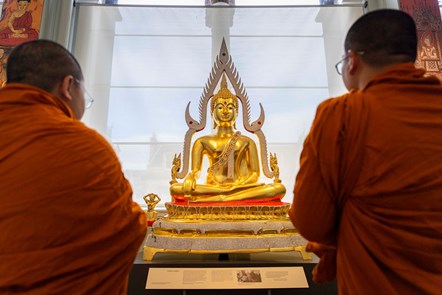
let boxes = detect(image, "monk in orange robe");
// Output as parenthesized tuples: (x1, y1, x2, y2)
(0, 40, 147, 294)
(289, 10, 442, 294)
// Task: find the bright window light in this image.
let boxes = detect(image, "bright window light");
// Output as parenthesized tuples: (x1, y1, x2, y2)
(116, 0, 344, 5)
(73, 4, 363, 208)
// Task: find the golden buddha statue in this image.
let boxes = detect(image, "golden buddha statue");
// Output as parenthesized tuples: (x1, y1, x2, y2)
(170, 75, 286, 203)
(144, 40, 307, 262)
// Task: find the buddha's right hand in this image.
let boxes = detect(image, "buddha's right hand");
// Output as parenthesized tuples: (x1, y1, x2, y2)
(183, 173, 196, 195)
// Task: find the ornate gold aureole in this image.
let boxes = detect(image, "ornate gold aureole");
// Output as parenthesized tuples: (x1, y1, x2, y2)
(173, 39, 278, 181)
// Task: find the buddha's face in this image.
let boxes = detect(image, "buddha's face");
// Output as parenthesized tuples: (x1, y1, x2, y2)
(213, 97, 238, 126)
(18, 1, 29, 11)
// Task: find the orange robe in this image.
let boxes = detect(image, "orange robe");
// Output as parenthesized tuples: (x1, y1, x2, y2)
(289, 63, 442, 294)
(0, 84, 147, 294)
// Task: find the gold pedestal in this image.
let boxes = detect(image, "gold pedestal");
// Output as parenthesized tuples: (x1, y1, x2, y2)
(144, 202, 309, 261)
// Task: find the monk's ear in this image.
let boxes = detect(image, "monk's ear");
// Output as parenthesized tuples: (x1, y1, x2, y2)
(347, 51, 360, 75)
(58, 75, 75, 102)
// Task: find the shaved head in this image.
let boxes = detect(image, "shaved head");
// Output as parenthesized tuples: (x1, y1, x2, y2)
(344, 9, 417, 67)
(6, 39, 83, 93)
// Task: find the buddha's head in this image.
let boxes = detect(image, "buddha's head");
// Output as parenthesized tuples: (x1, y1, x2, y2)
(17, 0, 31, 11)
(211, 74, 238, 129)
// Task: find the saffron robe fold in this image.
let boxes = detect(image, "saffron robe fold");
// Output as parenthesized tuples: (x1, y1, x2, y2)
(0, 84, 147, 294)
(289, 63, 442, 294)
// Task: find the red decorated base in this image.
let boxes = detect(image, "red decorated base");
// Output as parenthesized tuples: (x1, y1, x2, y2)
(170, 195, 284, 206)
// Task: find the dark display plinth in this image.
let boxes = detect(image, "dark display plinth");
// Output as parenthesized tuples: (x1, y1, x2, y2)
(128, 250, 337, 295)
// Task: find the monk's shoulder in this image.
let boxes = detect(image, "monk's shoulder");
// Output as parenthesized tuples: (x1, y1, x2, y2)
(52, 120, 119, 166)
(67, 120, 108, 144)
(316, 91, 363, 119)
(318, 92, 352, 110)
